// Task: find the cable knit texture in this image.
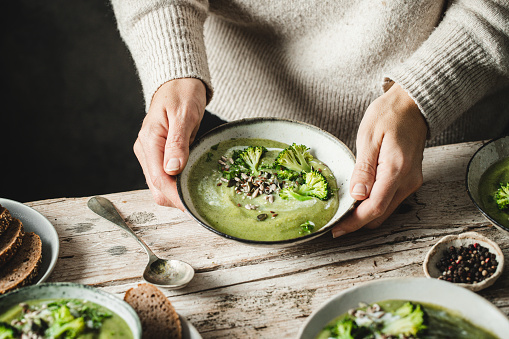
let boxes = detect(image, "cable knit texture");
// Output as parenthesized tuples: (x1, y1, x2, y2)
(111, 0, 509, 149)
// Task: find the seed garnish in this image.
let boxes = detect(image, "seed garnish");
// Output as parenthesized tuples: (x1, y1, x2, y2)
(257, 214, 268, 221)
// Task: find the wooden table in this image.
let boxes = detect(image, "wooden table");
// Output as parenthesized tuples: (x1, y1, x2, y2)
(24, 140, 509, 338)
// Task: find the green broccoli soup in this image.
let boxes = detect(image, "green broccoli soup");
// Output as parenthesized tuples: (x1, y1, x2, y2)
(478, 156, 509, 228)
(0, 299, 133, 339)
(317, 300, 498, 339)
(188, 138, 339, 241)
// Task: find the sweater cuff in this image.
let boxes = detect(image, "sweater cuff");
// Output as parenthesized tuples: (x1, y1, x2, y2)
(384, 23, 498, 139)
(121, 4, 213, 111)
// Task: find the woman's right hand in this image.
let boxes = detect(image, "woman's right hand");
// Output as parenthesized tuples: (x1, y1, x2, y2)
(134, 78, 207, 210)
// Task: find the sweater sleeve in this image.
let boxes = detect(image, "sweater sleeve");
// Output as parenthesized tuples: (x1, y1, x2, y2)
(384, 0, 509, 138)
(110, 0, 212, 112)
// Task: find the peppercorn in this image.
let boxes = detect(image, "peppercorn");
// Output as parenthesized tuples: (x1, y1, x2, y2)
(436, 243, 499, 284)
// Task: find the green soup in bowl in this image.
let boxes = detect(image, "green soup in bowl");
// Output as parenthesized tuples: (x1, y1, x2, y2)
(187, 137, 339, 241)
(178, 118, 356, 247)
(0, 298, 133, 339)
(0, 283, 142, 339)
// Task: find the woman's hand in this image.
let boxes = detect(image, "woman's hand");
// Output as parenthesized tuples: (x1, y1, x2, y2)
(134, 78, 207, 210)
(332, 83, 428, 237)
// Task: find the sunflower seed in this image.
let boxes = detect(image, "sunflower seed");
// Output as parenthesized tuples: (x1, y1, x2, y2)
(257, 214, 268, 221)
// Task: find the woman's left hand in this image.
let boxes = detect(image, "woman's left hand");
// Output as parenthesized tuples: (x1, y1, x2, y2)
(332, 83, 428, 238)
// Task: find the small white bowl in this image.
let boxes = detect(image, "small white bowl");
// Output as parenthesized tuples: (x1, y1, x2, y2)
(298, 277, 509, 339)
(466, 135, 509, 233)
(0, 282, 142, 338)
(423, 232, 504, 292)
(177, 117, 356, 247)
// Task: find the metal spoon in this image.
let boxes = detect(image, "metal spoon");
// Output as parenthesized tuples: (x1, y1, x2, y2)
(87, 196, 194, 289)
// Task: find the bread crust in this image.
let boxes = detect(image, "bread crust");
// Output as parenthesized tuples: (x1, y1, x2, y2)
(0, 232, 42, 294)
(0, 205, 14, 237)
(124, 283, 182, 339)
(0, 218, 25, 268)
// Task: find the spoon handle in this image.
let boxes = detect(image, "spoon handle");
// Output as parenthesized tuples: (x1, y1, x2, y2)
(87, 196, 158, 260)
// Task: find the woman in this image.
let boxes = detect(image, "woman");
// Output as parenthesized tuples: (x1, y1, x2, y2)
(110, 0, 509, 237)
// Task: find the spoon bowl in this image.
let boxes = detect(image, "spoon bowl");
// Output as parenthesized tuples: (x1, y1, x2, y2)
(143, 259, 195, 288)
(87, 196, 194, 289)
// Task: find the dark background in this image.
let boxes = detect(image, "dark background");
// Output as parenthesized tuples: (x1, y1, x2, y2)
(1, 0, 227, 203)
(2, 0, 147, 202)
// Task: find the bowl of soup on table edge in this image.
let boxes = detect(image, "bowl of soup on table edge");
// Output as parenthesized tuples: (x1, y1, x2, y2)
(0, 282, 142, 339)
(467, 135, 509, 233)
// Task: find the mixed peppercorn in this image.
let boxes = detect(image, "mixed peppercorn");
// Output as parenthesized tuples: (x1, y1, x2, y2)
(436, 243, 499, 284)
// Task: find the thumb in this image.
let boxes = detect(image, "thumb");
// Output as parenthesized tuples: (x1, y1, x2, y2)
(163, 116, 196, 176)
(350, 143, 378, 200)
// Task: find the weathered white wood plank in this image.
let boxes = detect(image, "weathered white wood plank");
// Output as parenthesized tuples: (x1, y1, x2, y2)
(22, 140, 509, 338)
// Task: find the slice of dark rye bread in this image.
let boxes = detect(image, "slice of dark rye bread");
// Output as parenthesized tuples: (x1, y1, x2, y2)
(0, 205, 14, 236)
(0, 218, 25, 268)
(0, 232, 42, 294)
(124, 283, 182, 339)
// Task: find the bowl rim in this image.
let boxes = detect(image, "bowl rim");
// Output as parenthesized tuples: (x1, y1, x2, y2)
(0, 282, 142, 338)
(176, 117, 356, 246)
(465, 135, 509, 232)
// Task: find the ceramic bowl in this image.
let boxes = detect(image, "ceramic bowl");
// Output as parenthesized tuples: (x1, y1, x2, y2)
(298, 277, 509, 339)
(0, 282, 142, 339)
(177, 117, 356, 247)
(0, 198, 59, 285)
(466, 135, 509, 233)
(423, 232, 504, 292)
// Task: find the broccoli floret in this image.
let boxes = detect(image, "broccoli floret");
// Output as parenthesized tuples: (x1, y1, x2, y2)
(43, 305, 86, 339)
(276, 168, 301, 181)
(279, 170, 330, 201)
(46, 317, 86, 339)
(394, 301, 415, 318)
(238, 146, 267, 176)
(381, 302, 427, 336)
(55, 305, 75, 324)
(0, 322, 18, 339)
(275, 143, 313, 173)
(221, 147, 267, 179)
(329, 318, 357, 339)
(495, 182, 509, 210)
(279, 188, 314, 201)
(220, 149, 248, 180)
(298, 171, 330, 200)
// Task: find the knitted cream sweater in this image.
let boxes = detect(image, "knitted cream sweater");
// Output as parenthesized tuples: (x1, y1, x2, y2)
(111, 0, 509, 149)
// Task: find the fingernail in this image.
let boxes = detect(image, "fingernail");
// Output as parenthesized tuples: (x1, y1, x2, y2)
(332, 229, 347, 238)
(352, 183, 367, 197)
(165, 158, 180, 172)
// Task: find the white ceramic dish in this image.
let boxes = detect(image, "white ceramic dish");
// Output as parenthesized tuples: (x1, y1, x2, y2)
(177, 117, 357, 247)
(466, 135, 509, 233)
(0, 282, 142, 339)
(0, 198, 59, 284)
(180, 315, 202, 339)
(423, 232, 504, 292)
(298, 277, 509, 339)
